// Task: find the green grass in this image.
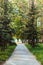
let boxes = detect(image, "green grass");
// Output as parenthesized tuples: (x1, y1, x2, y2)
(0, 45, 16, 62)
(26, 43, 43, 65)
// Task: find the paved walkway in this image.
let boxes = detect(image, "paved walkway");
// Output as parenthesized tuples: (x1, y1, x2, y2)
(4, 44, 41, 65)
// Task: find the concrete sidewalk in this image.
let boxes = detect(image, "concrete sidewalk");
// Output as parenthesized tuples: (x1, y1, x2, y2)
(3, 44, 41, 65)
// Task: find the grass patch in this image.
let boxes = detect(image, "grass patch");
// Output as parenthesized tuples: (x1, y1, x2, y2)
(26, 43, 43, 65)
(0, 45, 16, 62)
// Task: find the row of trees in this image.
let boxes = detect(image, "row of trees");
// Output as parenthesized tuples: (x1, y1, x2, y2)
(0, 0, 43, 48)
(8, 0, 43, 47)
(18, 0, 39, 47)
(12, 0, 43, 47)
(24, 0, 38, 47)
(0, 0, 16, 50)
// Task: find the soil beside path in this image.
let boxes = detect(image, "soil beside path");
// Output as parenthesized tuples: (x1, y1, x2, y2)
(0, 61, 5, 65)
(3, 44, 41, 65)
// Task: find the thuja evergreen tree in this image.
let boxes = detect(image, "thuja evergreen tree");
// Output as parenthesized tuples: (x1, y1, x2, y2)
(26, 0, 39, 47)
(3, 0, 12, 45)
(0, 0, 15, 50)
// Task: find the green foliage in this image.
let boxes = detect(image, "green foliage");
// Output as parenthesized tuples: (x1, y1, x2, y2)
(24, 0, 39, 47)
(26, 43, 43, 65)
(8, 0, 43, 41)
(0, 45, 16, 61)
(0, 0, 43, 47)
(0, 0, 16, 49)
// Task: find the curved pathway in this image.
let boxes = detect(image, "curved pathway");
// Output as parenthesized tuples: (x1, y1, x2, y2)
(4, 44, 41, 65)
